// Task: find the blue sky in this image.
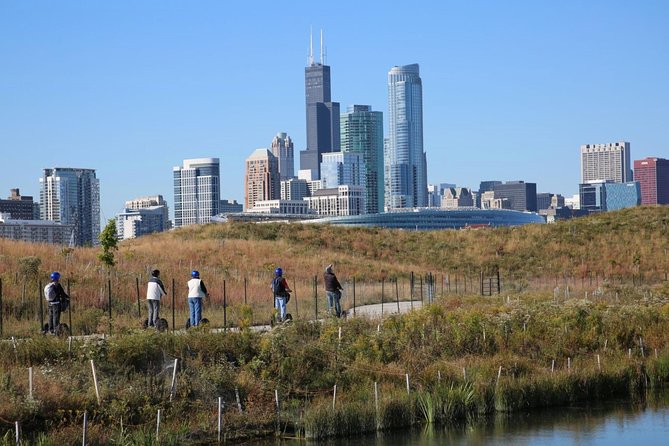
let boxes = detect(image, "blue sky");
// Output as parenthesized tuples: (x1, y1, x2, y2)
(1, 0, 668, 221)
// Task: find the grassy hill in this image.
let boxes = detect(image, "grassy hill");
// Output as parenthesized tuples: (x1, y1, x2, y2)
(0, 205, 668, 334)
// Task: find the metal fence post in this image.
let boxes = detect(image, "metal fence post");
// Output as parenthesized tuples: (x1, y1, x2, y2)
(67, 279, 73, 335)
(223, 279, 227, 331)
(136, 277, 141, 318)
(0, 277, 3, 337)
(172, 278, 176, 333)
(352, 277, 356, 317)
(107, 279, 112, 336)
(39, 279, 44, 333)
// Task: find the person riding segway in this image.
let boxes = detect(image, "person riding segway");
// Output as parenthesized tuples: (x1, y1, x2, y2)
(43, 272, 71, 336)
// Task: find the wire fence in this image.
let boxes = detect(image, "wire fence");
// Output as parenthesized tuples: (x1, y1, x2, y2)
(0, 266, 667, 338)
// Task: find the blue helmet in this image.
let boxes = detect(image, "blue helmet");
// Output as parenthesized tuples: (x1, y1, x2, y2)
(275, 267, 283, 276)
(50, 272, 61, 281)
(191, 270, 200, 278)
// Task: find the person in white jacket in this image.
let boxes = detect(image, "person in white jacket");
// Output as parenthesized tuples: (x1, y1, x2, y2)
(146, 269, 167, 327)
(187, 270, 209, 327)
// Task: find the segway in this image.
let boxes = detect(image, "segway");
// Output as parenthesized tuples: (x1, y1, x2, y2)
(42, 322, 71, 336)
(185, 318, 209, 329)
(143, 318, 169, 332)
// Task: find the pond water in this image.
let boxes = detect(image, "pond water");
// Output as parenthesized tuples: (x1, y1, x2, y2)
(248, 392, 669, 445)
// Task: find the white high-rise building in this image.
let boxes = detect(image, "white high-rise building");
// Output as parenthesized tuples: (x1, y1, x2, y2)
(40, 167, 100, 246)
(270, 132, 295, 181)
(386, 64, 427, 210)
(580, 142, 632, 184)
(117, 195, 170, 240)
(173, 158, 220, 228)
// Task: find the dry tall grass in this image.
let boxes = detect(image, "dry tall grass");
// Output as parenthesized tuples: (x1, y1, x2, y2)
(0, 206, 668, 334)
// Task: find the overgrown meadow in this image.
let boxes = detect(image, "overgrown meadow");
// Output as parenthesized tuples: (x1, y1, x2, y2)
(1, 206, 669, 443)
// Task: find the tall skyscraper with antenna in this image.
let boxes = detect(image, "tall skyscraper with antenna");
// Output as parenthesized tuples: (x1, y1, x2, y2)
(299, 29, 340, 180)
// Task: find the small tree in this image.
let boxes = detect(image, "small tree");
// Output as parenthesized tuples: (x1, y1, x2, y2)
(98, 219, 118, 268)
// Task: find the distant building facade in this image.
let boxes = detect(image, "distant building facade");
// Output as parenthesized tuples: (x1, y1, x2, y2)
(442, 187, 474, 208)
(40, 167, 100, 246)
(634, 157, 669, 205)
(245, 148, 280, 211)
(220, 199, 243, 214)
(320, 152, 366, 192)
(248, 199, 312, 215)
(281, 178, 310, 201)
(580, 142, 632, 183)
(117, 206, 168, 240)
(0, 213, 75, 244)
(125, 195, 169, 231)
(480, 191, 511, 210)
(579, 180, 641, 212)
(493, 181, 537, 212)
(173, 158, 220, 228)
(385, 64, 427, 209)
(304, 185, 365, 216)
(340, 105, 384, 213)
(0, 189, 37, 220)
(270, 132, 295, 181)
(116, 195, 169, 240)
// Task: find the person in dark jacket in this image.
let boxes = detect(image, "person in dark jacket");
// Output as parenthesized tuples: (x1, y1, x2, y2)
(44, 272, 69, 334)
(271, 267, 292, 322)
(323, 264, 343, 317)
(146, 269, 167, 327)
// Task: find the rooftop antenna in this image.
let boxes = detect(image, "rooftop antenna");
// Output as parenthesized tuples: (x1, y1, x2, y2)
(320, 29, 324, 64)
(309, 26, 314, 65)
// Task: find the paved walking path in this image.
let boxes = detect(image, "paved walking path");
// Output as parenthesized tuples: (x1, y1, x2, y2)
(346, 300, 424, 318)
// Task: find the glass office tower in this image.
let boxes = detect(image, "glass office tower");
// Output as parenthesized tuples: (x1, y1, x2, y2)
(341, 105, 384, 214)
(386, 64, 427, 209)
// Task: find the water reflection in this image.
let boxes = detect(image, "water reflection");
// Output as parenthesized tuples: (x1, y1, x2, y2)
(246, 391, 669, 445)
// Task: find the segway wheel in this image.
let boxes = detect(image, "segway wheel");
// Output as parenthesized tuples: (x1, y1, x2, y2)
(156, 318, 168, 332)
(142, 318, 149, 329)
(55, 323, 71, 337)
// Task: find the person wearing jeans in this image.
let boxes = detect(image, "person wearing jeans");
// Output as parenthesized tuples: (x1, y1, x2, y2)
(187, 270, 209, 327)
(271, 267, 292, 322)
(146, 269, 167, 327)
(324, 264, 343, 317)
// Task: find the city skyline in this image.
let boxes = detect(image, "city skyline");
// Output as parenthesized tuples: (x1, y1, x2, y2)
(1, 1, 668, 221)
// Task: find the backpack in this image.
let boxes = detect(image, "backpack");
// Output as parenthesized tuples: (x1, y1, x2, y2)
(44, 282, 58, 302)
(272, 277, 287, 297)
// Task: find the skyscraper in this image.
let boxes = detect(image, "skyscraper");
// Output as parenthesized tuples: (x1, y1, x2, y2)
(271, 132, 295, 181)
(634, 157, 669, 205)
(40, 167, 100, 246)
(386, 64, 427, 209)
(299, 30, 340, 180)
(341, 105, 384, 214)
(173, 158, 220, 228)
(580, 142, 632, 183)
(245, 148, 280, 210)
